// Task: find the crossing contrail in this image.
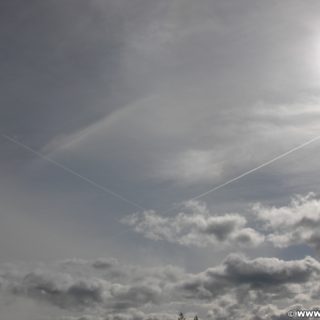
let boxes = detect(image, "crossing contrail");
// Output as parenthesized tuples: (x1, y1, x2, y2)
(1, 134, 146, 211)
(163, 134, 320, 214)
(3, 133, 320, 214)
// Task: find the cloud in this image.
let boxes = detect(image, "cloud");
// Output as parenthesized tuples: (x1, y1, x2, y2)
(11, 271, 105, 310)
(3, 1, 320, 320)
(179, 254, 320, 319)
(122, 201, 264, 248)
(109, 283, 162, 310)
(58, 311, 180, 320)
(178, 254, 320, 300)
(0, 258, 184, 318)
(123, 194, 320, 256)
(1, 254, 320, 319)
(223, 254, 320, 285)
(92, 258, 119, 270)
(253, 193, 320, 253)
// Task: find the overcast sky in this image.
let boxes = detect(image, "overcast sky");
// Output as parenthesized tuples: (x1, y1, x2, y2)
(1, 1, 320, 319)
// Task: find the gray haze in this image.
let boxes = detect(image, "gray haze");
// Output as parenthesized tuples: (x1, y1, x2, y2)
(1, 0, 320, 319)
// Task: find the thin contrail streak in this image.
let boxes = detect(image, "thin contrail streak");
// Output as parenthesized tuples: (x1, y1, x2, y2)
(2, 134, 146, 211)
(163, 134, 320, 214)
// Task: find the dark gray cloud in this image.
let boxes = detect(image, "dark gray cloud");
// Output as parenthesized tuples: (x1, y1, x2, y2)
(92, 258, 119, 270)
(0, 258, 181, 318)
(11, 271, 105, 310)
(223, 254, 319, 286)
(1, 255, 320, 320)
(178, 254, 320, 300)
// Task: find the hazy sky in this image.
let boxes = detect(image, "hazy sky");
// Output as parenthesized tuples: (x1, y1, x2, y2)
(1, 1, 320, 319)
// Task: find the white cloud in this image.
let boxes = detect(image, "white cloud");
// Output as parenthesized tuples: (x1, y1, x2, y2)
(122, 201, 264, 248)
(253, 193, 320, 253)
(122, 193, 320, 258)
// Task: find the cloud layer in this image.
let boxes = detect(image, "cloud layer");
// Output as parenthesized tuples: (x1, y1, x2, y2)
(1, 253, 320, 319)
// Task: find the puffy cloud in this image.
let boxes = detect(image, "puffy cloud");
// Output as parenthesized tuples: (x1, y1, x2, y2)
(254, 193, 320, 253)
(103, 310, 179, 320)
(1, 254, 320, 320)
(0, 258, 185, 319)
(122, 201, 264, 248)
(178, 254, 320, 301)
(223, 254, 320, 286)
(123, 194, 320, 254)
(4, 192, 320, 318)
(10, 271, 106, 310)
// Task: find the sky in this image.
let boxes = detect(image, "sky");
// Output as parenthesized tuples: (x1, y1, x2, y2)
(1, 0, 320, 319)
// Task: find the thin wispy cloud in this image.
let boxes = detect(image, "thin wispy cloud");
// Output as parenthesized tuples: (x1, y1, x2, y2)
(1, 134, 146, 211)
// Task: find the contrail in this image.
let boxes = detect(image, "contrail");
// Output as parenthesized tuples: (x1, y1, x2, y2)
(1, 134, 146, 211)
(163, 134, 320, 214)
